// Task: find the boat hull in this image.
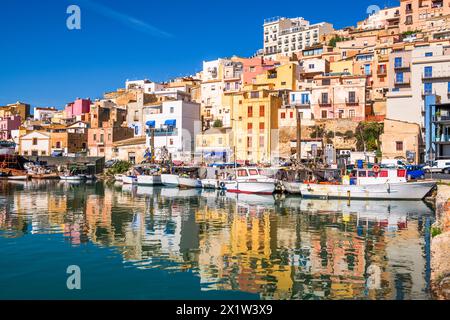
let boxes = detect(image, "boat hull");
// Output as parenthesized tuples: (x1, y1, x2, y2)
(122, 176, 137, 185)
(222, 181, 275, 195)
(31, 173, 60, 180)
(297, 181, 436, 200)
(136, 175, 162, 186)
(161, 174, 179, 187)
(178, 177, 202, 189)
(59, 175, 85, 181)
(201, 179, 219, 189)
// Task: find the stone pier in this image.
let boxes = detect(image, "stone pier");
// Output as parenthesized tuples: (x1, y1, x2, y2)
(431, 185, 450, 300)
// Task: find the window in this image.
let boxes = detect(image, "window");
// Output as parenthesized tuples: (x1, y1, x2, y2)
(364, 64, 371, 75)
(93, 134, 96, 141)
(321, 92, 329, 104)
(250, 66, 255, 72)
(338, 110, 344, 118)
(247, 137, 252, 148)
(290, 112, 294, 119)
(309, 64, 315, 69)
(448, 82, 450, 93)
(396, 72, 404, 83)
(247, 123, 253, 133)
(424, 83, 433, 94)
(424, 66, 433, 78)
(56, 141, 61, 149)
(243, 106, 253, 119)
(348, 91, 356, 103)
(281, 112, 286, 119)
(259, 123, 264, 133)
(128, 152, 136, 164)
(321, 110, 328, 119)
(169, 139, 174, 145)
(301, 93, 309, 104)
(349, 110, 356, 118)
(396, 141, 403, 151)
(100, 134, 104, 143)
(259, 136, 264, 148)
(425, 52, 433, 57)
(249, 169, 259, 176)
(238, 169, 248, 177)
(358, 171, 367, 178)
(281, 81, 286, 85)
(250, 91, 259, 99)
(32, 151, 38, 156)
(170, 107, 174, 113)
(32, 138, 38, 145)
(379, 171, 388, 178)
(259, 106, 265, 117)
(394, 57, 402, 68)
(108, 133, 112, 141)
(23, 151, 28, 156)
(218, 138, 223, 145)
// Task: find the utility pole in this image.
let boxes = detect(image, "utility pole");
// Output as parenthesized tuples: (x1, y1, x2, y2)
(150, 128, 155, 164)
(296, 106, 302, 165)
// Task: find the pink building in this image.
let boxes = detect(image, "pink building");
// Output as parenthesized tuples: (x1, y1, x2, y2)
(0, 115, 21, 140)
(233, 57, 278, 85)
(65, 98, 91, 118)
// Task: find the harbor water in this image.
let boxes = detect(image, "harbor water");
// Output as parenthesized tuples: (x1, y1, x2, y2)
(0, 180, 434, 300)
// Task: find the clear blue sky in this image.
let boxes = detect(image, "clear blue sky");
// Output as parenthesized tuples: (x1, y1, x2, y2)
(0, 0, 399, 108)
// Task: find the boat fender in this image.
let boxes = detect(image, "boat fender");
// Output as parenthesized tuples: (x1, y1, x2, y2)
(219, 182, 226, 189)
(219, 190, 226, 197)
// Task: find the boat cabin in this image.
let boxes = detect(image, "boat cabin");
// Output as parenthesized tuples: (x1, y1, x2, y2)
(347, 168, 407, 185)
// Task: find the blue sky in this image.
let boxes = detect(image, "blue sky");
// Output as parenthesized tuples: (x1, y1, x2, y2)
(0, 0, 399, 108)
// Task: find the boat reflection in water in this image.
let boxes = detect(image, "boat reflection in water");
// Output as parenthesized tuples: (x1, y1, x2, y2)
(0, 181, 434, 300)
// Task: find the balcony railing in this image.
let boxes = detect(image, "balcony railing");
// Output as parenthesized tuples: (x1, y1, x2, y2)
(377, 68, 387, 75)
(318, 99, 332, 107)
(394, 79, 411, 85)
(394, 63, 410, 70)
(422, 71, 450, 80)
(345, 98, 359, 105)
(435, 135, 450, 143)
(147, 128, 178, 137)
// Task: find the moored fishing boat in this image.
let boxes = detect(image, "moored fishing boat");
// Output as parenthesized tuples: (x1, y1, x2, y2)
(161, 174, 179, 187)
(59, 174, 86, 181)
(122, 175, 137, 185)
(31, 173, 60, 180)
(291, 168, 436, 200)
(219, 167, 276, 195)
(178, 176, 202, 188)
(201, 178, 219, 189)
(177, 167, 204, 189)
(135, 165, 162, 186)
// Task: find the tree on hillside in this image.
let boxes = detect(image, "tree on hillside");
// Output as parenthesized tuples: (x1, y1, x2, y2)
(356, 122, 384, 152)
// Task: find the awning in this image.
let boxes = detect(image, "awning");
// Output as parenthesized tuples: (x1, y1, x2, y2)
(146, 120, 156, 128)
(164, 119, 176, 127)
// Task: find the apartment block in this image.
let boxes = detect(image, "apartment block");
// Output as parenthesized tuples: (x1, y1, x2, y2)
(263, 17, 334, 60)
(0, 116, 21, 140)
(400, 0, 450, 33)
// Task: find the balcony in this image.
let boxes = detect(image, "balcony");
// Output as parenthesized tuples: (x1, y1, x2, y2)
(292, 101, 311, 108)
(433, 115, 450, 123)
(394, 79, 411, 85)
(147, 128, 178, 137)
(345, 98, 359, 105)
(377, 68, 387, 75)
(318, 99, 332, 107)
(394, 63, 410, 70)
(422, 71, 450, 80)
(435, 135, 450, 143)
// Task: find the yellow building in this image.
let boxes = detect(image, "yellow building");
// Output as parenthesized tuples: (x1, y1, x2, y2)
(330, 58, 354, 74)
(255, 63, 299, 91)
(230, 85, 281, 164)
(195, 128, 233, 163)
(0, 101, 30, 120)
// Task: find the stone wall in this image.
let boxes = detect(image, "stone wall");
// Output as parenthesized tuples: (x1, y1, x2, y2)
(431, 185, 450, 300)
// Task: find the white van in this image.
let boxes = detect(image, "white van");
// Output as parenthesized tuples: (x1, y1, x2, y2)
(423, 160, 450, 173)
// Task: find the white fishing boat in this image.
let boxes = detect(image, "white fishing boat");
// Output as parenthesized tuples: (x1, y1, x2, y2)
(136, 174, 162, 186)
(178, 177, 202, 188)
(291, 168, 436, 200)
(122, 176, 137, 185)
(219, 167, 276, 195)
(6, 175, 29, 181)
(59, 174, 86, 181)
(201, 178, 219, 189)
(161, 174, 179, 187)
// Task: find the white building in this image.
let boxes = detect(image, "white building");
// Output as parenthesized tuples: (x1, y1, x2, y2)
(263, 17, 334, 60)
(33, 107, 58, 122)
(387, 44, 450, 129)
(19, 131, 50, 156)
(144, 100, 201, 161)
(125, 79, 166, 93)
(358, 7, 400, 30)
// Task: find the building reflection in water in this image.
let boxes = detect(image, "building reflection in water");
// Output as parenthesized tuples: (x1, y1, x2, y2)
(0, 181, 434, 300)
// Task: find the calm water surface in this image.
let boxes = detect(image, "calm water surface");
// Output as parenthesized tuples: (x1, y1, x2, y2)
(0, 181, 434, 300)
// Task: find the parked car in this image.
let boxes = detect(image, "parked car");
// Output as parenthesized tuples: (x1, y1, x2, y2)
(405, 165, 425, 180)
(423, 160, 450, 173)
(105, 159, 118, 168)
